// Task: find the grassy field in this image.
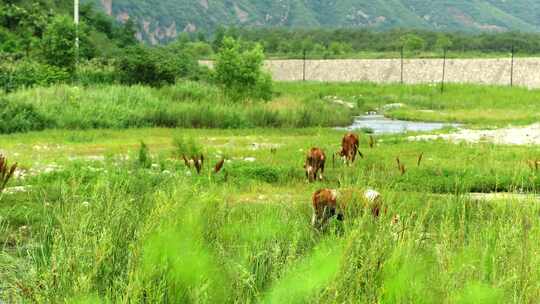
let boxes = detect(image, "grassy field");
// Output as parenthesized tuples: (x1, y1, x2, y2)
(2, 82, 540, 303)
(278, 82, 540, 127)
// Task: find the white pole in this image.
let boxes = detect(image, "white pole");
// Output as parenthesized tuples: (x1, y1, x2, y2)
(74, 1, 79, 57)
(74, 0, 79, 76)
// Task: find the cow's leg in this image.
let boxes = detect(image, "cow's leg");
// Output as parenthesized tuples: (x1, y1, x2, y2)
(319, 162, 325, 181)
(311, 212, 317, 227)
(312, 206, 325, 228)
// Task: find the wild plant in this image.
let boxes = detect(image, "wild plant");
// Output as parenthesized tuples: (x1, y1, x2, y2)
(0, 154, 17, 193)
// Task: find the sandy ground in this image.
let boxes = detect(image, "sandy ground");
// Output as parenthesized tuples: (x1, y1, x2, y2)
(409, 123, 540, 145)
(468, 192, 540, 202)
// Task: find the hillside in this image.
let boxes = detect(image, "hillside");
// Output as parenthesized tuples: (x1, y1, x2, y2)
(85, 0, 540, 44)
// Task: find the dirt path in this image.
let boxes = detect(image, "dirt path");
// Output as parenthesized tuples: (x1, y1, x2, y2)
(409, 123, 540, 145)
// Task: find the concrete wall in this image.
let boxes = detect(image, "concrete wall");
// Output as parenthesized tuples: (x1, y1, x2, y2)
(201, 58, 540, 88)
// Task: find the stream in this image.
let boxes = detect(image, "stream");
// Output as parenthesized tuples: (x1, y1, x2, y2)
(339, 115, 461, 134)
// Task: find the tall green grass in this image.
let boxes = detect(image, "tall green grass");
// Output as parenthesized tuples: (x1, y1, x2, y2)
(276, 82, 540, 126)
(1, 82, 356, 133)
(2, 147, 540, 303)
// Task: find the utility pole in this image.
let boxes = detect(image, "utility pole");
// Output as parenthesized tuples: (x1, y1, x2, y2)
(441, 48, 447, 94)
(510, 44, 515, 87)
(302, 49, 307, 82)
(400, 46, 404, 84)
(74, 0, 80, 71)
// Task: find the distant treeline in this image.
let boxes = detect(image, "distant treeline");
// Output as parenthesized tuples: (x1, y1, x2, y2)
(186, 27, 540, 58)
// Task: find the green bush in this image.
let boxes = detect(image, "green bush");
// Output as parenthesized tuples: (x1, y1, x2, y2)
(214, 37, 273, 101)
(0, 98, 51, 133)
(0, 59, 70, 92)
(115, 45, 201, 86)
(76, 59, 117, 86)
(40, 15, 77, 73)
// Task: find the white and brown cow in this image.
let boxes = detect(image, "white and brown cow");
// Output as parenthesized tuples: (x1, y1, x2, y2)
(338, 133, 362, 166)
(304, 148, 326, 182)
(311, 188, 384, 228)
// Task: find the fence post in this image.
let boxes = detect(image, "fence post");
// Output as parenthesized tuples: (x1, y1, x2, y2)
(441, 48, 447, 94)
(510, 45, 515, 87)
(400, 46, 404, 84)
(302, 49, 306, 82)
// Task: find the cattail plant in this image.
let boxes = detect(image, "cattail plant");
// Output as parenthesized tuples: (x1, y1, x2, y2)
(0, 155, 17, 193)
(527, 159, 540, 171)
(417, 152, 424, 167)
(214, 158, 225, 173)
(396, 156, 406, 175)
(369, 135, 375, 148)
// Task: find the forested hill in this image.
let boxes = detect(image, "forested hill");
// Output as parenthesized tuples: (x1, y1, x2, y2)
(86, 0, 540, 44)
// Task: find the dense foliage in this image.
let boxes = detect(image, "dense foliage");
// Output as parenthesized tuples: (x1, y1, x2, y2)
(225, 28, 540, 57)
(115, 45, 203, 86)
(214, 37, 272, 101)
(0, 82, 354, 133)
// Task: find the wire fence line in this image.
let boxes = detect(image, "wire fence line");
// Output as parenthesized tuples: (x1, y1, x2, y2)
(201, 51, 540, 89)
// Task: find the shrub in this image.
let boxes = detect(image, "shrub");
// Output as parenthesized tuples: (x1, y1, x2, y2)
(115, 45, 201, 86)
(77, 59, 117, 86)
(173, 135, 202, 157)
(40, 15, 77, 73)
(0, 98, 51, 133)
(214, 37, 273, 101)
(0, 59, 70, 92)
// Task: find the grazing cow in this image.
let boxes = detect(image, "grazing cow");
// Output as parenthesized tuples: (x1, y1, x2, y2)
(338, 133, 362, 166)
(304, 148, 326, 182)
(311, 188, 384, 228)
(311, 189, 340, 228)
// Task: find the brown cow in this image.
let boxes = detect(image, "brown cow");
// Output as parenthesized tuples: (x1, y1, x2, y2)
(311, 188, 383, 228)
(311, 189, 340, 228)
(304, 148, 326, 182)
(338, 133, 362, 166)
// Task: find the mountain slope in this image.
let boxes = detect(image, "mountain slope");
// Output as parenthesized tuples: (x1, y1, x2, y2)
(85, 0, 540, 44)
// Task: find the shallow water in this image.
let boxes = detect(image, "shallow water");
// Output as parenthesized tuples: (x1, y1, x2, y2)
(339, 115, 461, 134)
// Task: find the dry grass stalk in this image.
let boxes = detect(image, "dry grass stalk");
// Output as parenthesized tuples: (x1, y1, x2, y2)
(369, 135, 375, 148)
(182, 154, 205, 174)
(193, 155, 204, 174)
(214, 158, 225, 173)
(0, 155, 17, 192)
(396, 156, 406, 175)
(527, 159, 540, 171)
(417, 152, 424, 167)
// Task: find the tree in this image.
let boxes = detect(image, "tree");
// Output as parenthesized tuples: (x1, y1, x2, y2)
(435, 34, 453, 51)
(40, 15, 76, 72)
(116, 44, 200, 86)
(401, 34, 426, 53)
(115, 19, 138, 46)
(214, 37, 272, 101)
(212, 26, 226, 52)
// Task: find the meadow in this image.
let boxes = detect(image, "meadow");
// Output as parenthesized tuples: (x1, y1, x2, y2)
(2, 82, 540, 303)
